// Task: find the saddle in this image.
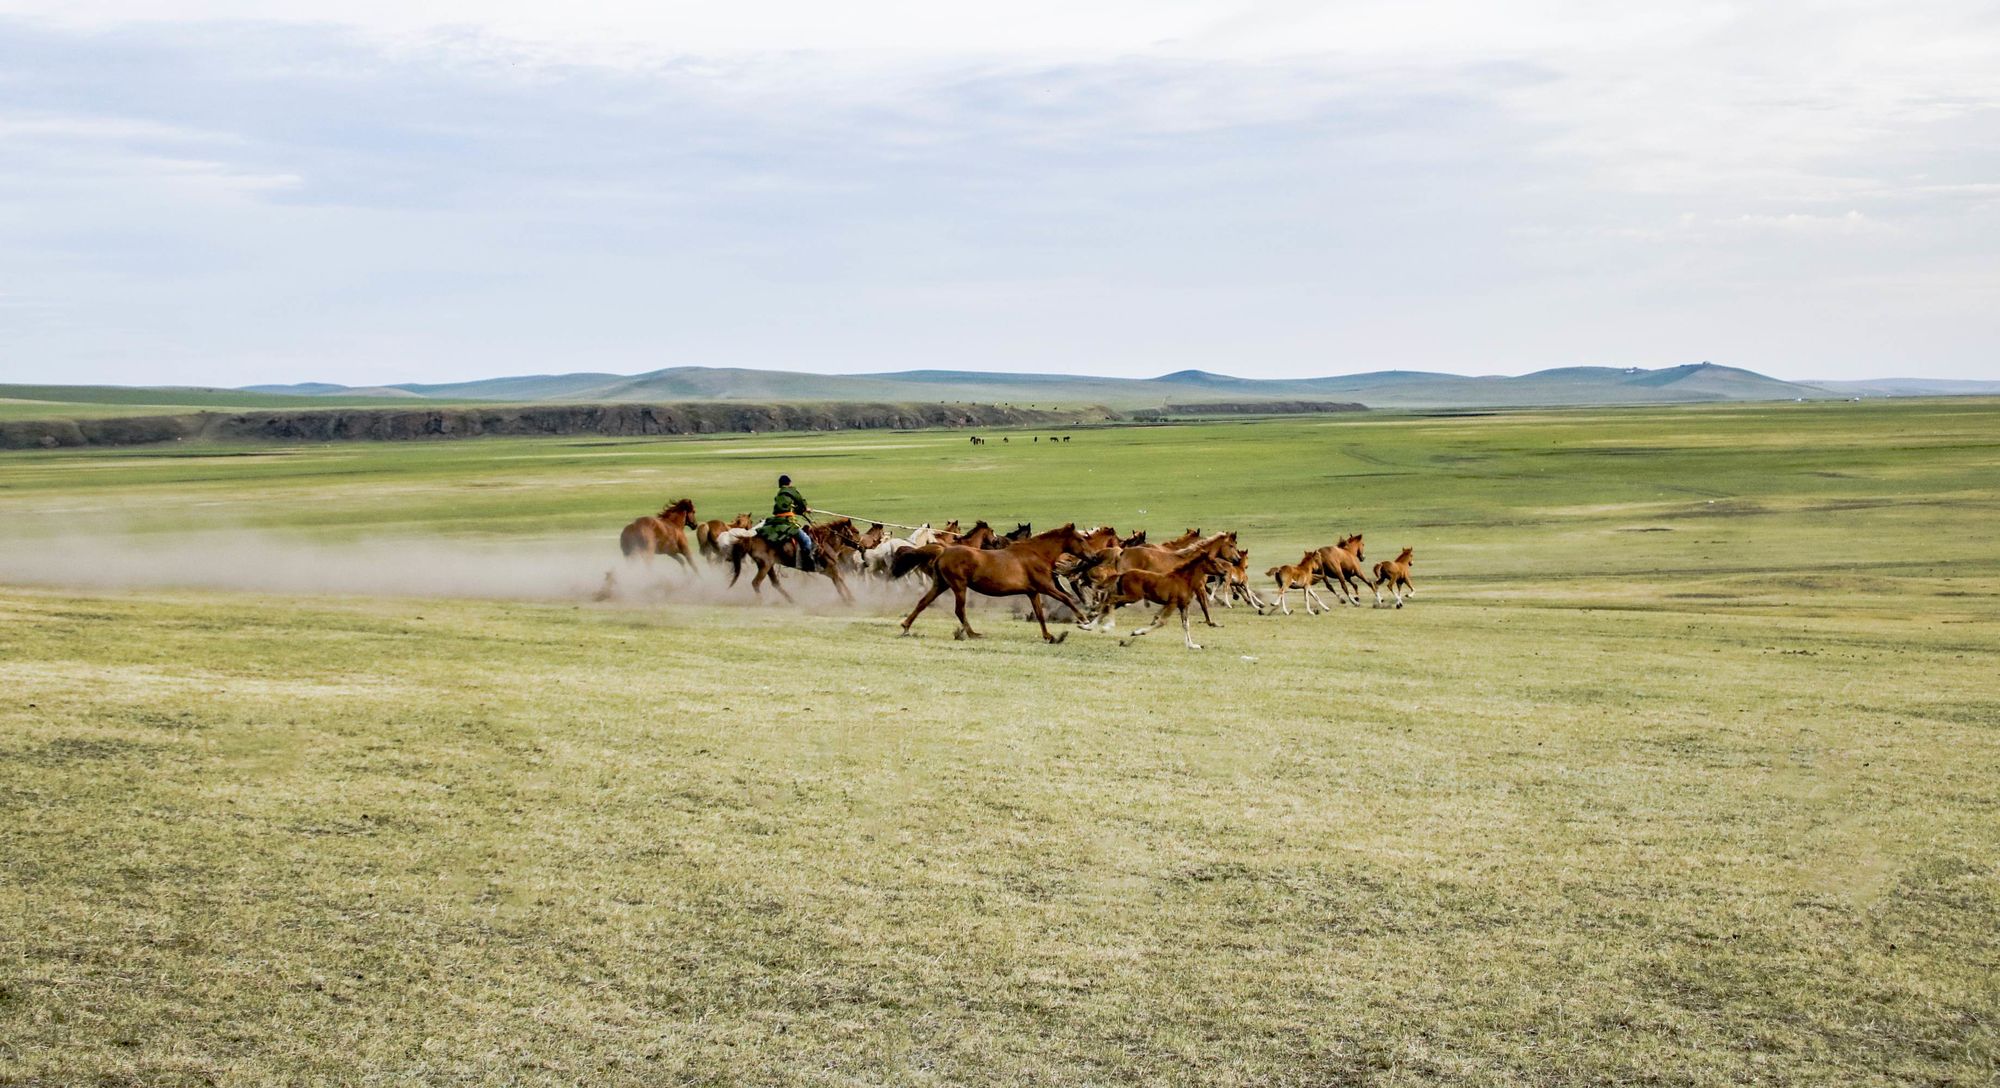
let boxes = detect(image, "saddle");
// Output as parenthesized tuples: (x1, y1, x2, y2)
(787, 536, 816, 573)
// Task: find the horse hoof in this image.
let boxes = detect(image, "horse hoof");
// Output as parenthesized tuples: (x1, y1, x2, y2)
(1117, 639, 1134, 647)
(1050, 631, 1069, 645)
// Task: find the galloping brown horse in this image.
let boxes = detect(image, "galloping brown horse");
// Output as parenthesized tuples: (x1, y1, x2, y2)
(1267, 551, 1334, 615)
(1085, 532, 1240, 630)
(728, 518, 862, 603)
(1372, 546, 1415, 608)
(695, 513, 753, 561)
(1089, 548, 1238, 650)
(900, 523, 1108, 642)
(888, 520, 997, 580)
(619, 499, 698, 570)
(1309, 534, 1376, 606)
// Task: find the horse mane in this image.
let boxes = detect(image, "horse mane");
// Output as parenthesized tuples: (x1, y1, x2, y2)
(1169, 546, 1224, 576)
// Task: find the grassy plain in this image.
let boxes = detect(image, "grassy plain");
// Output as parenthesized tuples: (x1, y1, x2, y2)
(2, 400, 1998, 1085)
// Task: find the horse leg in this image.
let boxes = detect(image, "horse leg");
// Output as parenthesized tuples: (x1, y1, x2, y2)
(1274, 586, 1291, 615)
(1027, 593, 1066, 644)
(901, 579, 947, 634)
(769, 565, 796, 604)
(1182, 604, 1202, 650)
(827, 566, 854, 603)
(952, 584, 981, 640)
(1196, 585, 1221, 628)
(1120, 602, 1173, 645)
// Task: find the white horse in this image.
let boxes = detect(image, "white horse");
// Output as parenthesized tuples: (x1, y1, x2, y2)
(863, 523, 938, 580)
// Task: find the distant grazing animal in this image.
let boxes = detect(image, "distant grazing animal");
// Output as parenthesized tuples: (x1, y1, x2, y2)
(900, 524, 1110, 643)
(1266, 552, 1334, 615)
(1062, 436, 1070, 443)
(619, 499, 698, 570)
(1087, 547, 1237, 650)
(696, 513, 754, 561)
(1372, 546, 1415, 608)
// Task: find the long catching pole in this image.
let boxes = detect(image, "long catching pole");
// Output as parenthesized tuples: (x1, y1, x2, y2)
(805, 508, 934, 533)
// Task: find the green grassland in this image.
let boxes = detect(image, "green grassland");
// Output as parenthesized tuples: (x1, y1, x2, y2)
(3, 400, 1998, 1085)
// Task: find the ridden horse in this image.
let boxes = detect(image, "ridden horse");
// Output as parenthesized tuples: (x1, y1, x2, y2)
(1372, 547, 1415, 608)
(900, 524, 1108, 643)
(1267, 551, 1335, 615)
(1087, 548, 1238, 650)
(728, 517, 862, 603)
(619, 499, 698, 570)
(1309, 534, 1377, 606)
(696, 513, 754, 562)
(1083, 532, 1240, 630)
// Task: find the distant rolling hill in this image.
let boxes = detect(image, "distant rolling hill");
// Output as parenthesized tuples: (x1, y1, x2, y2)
(241, 361, 1840, 409)
(11, 363, 1987, 421)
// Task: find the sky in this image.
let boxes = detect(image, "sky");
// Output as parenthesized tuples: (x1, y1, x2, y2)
(1, 1, 1995, 387)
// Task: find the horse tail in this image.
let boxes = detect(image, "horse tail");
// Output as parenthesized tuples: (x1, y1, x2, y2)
(890, 545, 940, 581)
(619, 524, 643, 558)
(728, 538, 748, 586)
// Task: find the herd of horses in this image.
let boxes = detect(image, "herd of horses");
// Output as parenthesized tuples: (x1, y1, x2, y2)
(615, 499, 1415, 650)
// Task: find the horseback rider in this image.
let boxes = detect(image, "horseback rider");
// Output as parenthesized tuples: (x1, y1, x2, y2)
(758, 473, 817, 571)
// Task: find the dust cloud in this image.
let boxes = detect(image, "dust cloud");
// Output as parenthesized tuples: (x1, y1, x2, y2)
(0, 530, 926, 612)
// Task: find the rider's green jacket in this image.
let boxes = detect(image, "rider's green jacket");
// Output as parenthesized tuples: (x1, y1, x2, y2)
(772, 485, 808, 517)
(759, 485, 810, 542)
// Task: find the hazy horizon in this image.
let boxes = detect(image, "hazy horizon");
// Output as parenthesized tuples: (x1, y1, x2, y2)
(3, 2, 1996, 387)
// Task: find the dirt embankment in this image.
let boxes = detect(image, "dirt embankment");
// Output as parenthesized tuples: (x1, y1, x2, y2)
(0, 402, 1116, 449)
(1144, 401, 1367, 417)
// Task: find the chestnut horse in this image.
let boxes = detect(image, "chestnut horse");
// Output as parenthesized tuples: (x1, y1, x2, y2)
(728, 518, 862, 603)
(1309, 534, 1376, 606)
(888, 520, 998, 580)
(1372, 546, 1415, 608)
(696, 513, 753, 561)
(1083, 532, 1240, 631)
(1211, 547, 1268, 612)
(900, 524, 1110, 643)
(1267, 551, 1334, 615)
(1089, 548, 1238, 650)
(619, 499, 698, 570)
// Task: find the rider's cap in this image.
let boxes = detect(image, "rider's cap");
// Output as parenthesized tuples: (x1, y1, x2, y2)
(778, 474, 791, 486)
